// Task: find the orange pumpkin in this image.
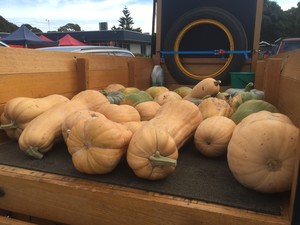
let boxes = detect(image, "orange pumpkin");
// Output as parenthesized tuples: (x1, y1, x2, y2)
(61, 110, 106, 143)
(67, 116, 132, 174)
(227, 111, 299, 193)
(194, 116, 236, 157)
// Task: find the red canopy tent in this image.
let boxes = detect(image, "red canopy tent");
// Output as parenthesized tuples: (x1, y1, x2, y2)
(39, 34, 53, 42)
(58, 34, 86, 46)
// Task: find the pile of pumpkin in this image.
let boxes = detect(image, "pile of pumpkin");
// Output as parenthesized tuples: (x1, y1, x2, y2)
(0, 78, 298, 194)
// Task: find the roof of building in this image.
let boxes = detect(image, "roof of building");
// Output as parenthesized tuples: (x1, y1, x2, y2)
(41, 29, 152, 44)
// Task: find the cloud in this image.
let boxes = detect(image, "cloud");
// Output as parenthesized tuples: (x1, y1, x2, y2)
(1, 0, 153, 33)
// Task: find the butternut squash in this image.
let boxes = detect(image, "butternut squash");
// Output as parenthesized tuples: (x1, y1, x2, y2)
(0, 95, 69, 140)
(127, 100, 203, 180)
(18, 90, 109, 159)
(97, 103, 141, 123)
(154, 91, 182, 105)
(67, 116, 132, 174)
(134, 101, 160, 121)
(122, 121, 147, 134)
(183, 78, 221, 99)
(61, 110, 106, 143)
(198, 97, 233, 119)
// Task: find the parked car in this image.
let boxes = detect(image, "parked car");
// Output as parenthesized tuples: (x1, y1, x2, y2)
(271, 37, 300, 55)
(0, 41, 9, 47)
(37, 45, 135, 57)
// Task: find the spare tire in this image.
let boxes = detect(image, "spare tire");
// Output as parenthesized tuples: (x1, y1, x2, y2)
(163, 7, 248, 85)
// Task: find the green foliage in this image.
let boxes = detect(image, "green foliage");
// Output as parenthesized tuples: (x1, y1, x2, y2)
(58, 23, 81, 32)
(261, 0, 300, 42)
(111, 6, 142, 32)
(0, 16, 18, 32)
(24, 24, 42, 33)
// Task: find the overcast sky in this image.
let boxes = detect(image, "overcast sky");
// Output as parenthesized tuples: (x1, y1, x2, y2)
(1, 0, 299, 33)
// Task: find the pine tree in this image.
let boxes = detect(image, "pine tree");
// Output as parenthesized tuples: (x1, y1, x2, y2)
(112, 6, 142, 32)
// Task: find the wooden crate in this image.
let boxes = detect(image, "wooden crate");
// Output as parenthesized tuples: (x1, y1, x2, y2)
(0, 47, 299, 225)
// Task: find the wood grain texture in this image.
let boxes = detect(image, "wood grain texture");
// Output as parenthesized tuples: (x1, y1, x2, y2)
(128, 57, 153, 90)
(0, 165, 289, 225)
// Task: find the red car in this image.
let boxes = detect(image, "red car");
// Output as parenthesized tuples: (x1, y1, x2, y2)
(271, 37, 300, 55)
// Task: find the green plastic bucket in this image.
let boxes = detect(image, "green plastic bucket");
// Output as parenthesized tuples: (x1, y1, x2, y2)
(230, 72, 255, 88)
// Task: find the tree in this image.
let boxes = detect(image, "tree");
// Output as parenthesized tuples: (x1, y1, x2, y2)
(0, 16, 18, 33)
(111, 6, 142, 32)
(260, 0, 300, 42)
(58, 23, 81, 32)
(24, 24, 42, 33)
(260, 0, 287, 42)
(284, 2, 300, 37)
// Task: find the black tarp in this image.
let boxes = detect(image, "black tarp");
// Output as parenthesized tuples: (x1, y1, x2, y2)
(1, 24, 58, 48)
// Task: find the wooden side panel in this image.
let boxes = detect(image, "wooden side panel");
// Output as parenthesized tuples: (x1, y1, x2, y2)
(277, 50, 300, 126)
(257, 49, 300, 125)
(261, 49, 300, 223)
(0, 165, 289, 225)
(0, 48, 78, 103)
(87, 55, 130, 90)
(262, 58, 282, 106)
(254, 60, 266, 90)
(128, 57, 153, 90)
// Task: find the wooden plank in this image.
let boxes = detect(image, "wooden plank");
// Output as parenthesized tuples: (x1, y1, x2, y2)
(254, 60, 266, 90)
(0, 165, 289, 225)
(262, 58, 282, 106)
(87, 55, 129, 89)
(153, 0, 162, 65)
(128, 57, 153, 90)
(0, 72, 77, 102)
(76, 58, 90, 91)
(0, 48, 77, 74)
(289, 128, 300, 223)
(88, 70, 128, 90)
(0, 214, 37, 225)
(251, 0, 264, 72)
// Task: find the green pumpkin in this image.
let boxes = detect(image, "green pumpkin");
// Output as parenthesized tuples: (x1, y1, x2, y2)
(99, 90, 125, 105)
(225, 82, 254, 96)
(120, 91, 153, 106)
(119, 87, 140, 95)
(230, 89, 265, 112)
(230, 100, 279, 124)
(173, 86, 193, 98)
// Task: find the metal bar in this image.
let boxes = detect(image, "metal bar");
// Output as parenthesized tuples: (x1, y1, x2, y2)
(160, 50, 252, 60)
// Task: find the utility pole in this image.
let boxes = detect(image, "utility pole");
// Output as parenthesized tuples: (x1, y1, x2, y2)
(45, 19, 50, 32)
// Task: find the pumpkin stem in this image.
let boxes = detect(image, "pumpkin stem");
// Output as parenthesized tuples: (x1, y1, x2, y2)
(0, 122, 18, 129)
(214, 80, 221, 86)
(149, 151, 177, 167)
(243, 82, 254, 92)
(26, 147, 44, 159)
(266, 159, 282, 171)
